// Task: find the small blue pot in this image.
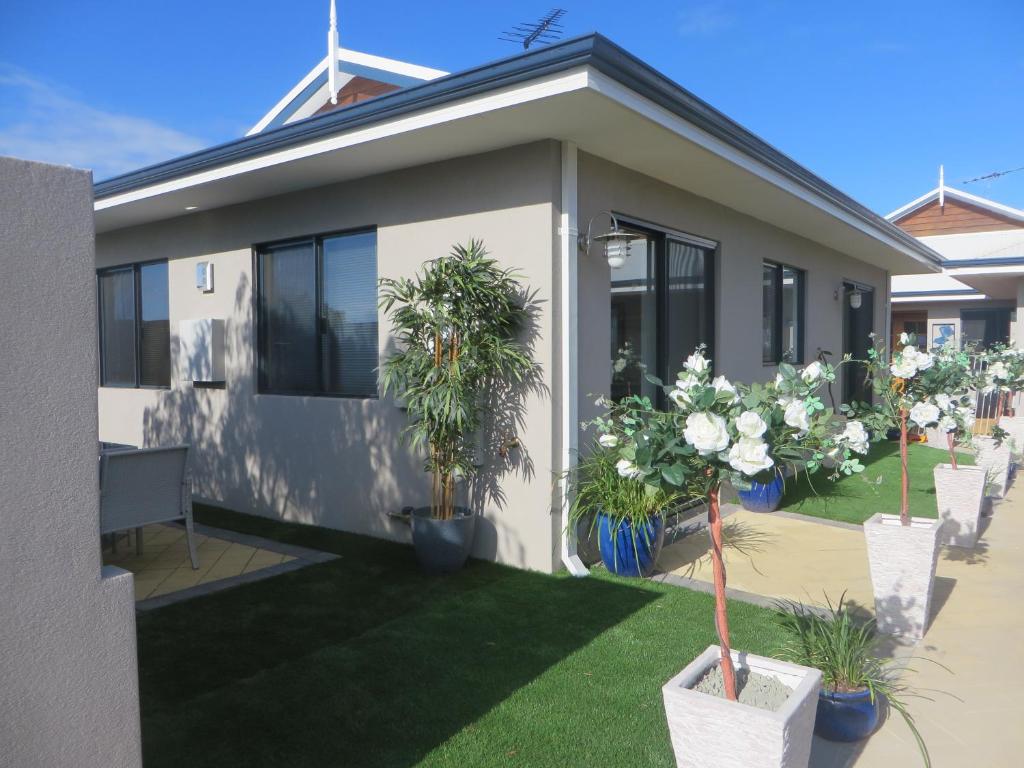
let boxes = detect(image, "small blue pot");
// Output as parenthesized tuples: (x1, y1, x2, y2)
(737, 475, 784, 513)
(814, 688, 881, 742)
(597, 513, 664, 578)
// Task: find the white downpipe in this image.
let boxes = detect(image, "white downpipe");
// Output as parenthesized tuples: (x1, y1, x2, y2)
(559, 141, 588, 576)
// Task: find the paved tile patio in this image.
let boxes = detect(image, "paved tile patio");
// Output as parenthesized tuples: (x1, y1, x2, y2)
(657, 488, 1024, 766)
(103, 522, 335, 607)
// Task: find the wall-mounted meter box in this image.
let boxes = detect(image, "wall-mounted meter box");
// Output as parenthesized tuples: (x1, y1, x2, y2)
(179, 318, 225, 384)
(196, 261, 214, 292)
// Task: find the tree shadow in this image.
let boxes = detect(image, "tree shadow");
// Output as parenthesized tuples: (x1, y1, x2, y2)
(658, 516, 777, 579)
(136, 543, 661, 768)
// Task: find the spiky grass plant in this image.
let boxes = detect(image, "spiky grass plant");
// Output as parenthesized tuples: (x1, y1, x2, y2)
(776, 594, 936, 767)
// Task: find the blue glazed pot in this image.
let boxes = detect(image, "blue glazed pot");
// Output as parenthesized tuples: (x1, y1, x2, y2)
(737, 475, 784, 513)
(815, 688, 881, 742)
(597, 513, 664, 578)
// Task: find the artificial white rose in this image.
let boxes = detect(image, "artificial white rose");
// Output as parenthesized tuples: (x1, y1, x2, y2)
(728, 438, 775, 476)
(613, 358, 627, 373)
(774, 372, 785, 386)
(683, 412, 731, 455)
(616, 459, 642, 479)
(908, 401, 941, 428)
(911, 349, 934, 371)
(784, 399, 810, 432)
(988, 362, 1009, 381)
(934, 393, 953, 411)
(735, 410, 768, 439)
(958, 406, 976, 429)
(598, 433, 619, 448)
(938, 415, 958, 433)
(711, 375, 739, 403)
(801, 361, 824, 384)
(900, 332, 910, 344)
(668, 388, 690, 408)
(840, 420, 869, 454)
(890, 355, 918, 379)
(684, 351, 709, 373)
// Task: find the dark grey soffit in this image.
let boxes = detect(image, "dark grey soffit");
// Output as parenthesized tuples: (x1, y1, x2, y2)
(892, 289, 981, 297)
(93, 33, 939, 265)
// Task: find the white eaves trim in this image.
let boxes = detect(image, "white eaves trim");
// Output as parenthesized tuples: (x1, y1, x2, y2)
(96, 69, 592, 211)
(891, 294, 988, 304)
(247, 48, 449, 136)
(586, 70, 938, 270)
(886, 185, 1024, 224)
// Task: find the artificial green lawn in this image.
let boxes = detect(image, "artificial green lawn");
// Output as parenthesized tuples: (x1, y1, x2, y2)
(779, 440, 974, 525)
(137, 504, 788, 768)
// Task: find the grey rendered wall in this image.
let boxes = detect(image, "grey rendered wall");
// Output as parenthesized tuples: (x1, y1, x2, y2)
(0, 158, 141, 767)
(893, 299, 1016, 348)
(577, 152, 889, 425)
(96, 142, 562, 573)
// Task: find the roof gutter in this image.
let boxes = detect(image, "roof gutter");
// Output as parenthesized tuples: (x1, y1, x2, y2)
(94, 35, 940, 268)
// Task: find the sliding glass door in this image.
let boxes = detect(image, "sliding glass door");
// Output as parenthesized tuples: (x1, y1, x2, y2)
(609, 226, 715, 405)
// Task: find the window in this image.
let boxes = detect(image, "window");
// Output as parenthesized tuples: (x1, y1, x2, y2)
(609, 224, 715, 403)
(961, 308, 1011, 350)
(257, 229, 378, 398)
(97, 261, 170, 387)
(762, 262, 804, 365)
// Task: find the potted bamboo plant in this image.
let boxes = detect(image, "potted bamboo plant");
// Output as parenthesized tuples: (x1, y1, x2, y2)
(847, 334, 944, 639)
(589, 347, 867, 767)
(379, 240, 537, 573)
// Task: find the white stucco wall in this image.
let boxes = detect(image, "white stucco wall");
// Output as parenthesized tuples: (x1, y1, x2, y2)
(0, 158, 141, 767)
(96, 142, 563, 573)
(577, 152, 889, 425)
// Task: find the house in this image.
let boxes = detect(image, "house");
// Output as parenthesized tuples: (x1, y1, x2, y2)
(888, 176, 1024, 350)
(92, 20, 941, 574)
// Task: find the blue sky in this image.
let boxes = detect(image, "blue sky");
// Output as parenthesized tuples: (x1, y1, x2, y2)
(1, 0, 1021, 214)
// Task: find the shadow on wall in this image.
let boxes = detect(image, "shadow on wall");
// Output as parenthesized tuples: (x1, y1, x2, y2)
(142, 272, 547, 562)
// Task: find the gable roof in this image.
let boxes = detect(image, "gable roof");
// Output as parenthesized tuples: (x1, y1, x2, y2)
(247, 47, 447, 135)
(886, 185, 1024, 230)
(91, 33, 941, 273)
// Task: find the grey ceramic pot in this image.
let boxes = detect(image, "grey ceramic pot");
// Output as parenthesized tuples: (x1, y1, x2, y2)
(411, 506, 476, 573)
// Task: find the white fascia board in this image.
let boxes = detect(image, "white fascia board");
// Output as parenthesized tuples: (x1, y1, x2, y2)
(586, 70, 939, 270)
(248, 56, 330, 136)
(96, 68, 592, 212)
(886, 185, 1024, 224)
(891, 294, 989, 303)
(886, 187, 939, 220)
(283, 75, 354, 125)
(337, 47, 447, 81)
(247, 50, 447, 137)
(945, 264, 1024, 277)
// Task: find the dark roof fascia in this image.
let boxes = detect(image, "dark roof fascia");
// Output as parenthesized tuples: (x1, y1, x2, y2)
(943, 256, 1024, 268)
(92, 34, 941, 266)
(892, 289, 981, 297)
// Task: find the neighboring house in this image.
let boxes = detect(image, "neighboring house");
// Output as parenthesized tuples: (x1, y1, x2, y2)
(92, 29, 940, 574)
(888, 182, 1024, 351)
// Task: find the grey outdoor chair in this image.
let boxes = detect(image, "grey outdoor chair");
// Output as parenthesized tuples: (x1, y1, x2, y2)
(99, 445, 198, 570)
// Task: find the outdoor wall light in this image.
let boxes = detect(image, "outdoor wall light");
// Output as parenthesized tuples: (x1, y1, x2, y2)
(849, 289, 863, 309)
(578, 211, 644, 269)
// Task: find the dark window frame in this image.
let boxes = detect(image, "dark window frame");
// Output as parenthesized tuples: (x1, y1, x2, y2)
(254, 226, 379, 400)
(762, 260, 805, 365)
(96, 259, 171, 389)
(612, 219, 717, 407)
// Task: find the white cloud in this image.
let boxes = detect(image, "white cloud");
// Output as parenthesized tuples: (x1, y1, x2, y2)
(678, 3, 735, 37)
(0, 69, 206, 180)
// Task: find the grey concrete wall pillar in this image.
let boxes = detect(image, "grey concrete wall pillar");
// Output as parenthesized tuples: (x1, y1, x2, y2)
(0, 157, 142, 767)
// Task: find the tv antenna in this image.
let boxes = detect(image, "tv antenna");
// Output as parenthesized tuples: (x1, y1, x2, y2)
(500, 9, 567, 50)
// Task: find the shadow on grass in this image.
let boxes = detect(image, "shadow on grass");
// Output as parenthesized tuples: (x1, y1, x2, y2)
(137, 507, 667, 768)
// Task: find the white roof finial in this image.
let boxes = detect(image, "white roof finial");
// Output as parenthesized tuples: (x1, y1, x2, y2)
(328, 0, 340, 104)
(939, 164, 945, 208)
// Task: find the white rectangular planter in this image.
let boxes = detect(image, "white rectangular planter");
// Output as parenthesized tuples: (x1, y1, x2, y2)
(933, 464, 985, 548)
(998, 415, 1024, 460)
(972, 435, 1011, 498)
(662, 645, 821, 768)
(863, 514, 941, 639)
